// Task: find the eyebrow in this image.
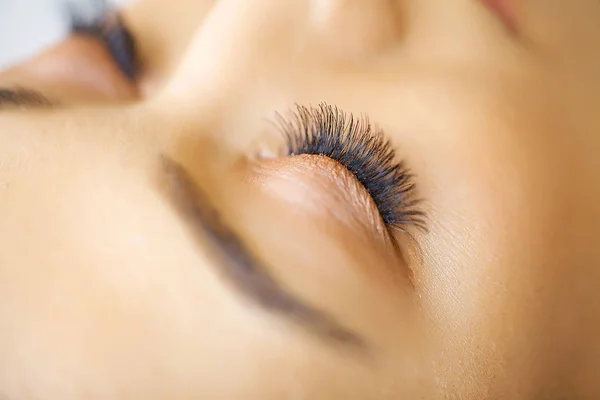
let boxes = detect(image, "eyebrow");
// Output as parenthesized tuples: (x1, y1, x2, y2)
(159, 156, 367, 351)
(0, 88, 56, 110)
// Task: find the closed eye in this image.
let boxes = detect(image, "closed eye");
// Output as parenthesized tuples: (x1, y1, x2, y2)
(70, 9, 139, 81)
(0, 10, 139, 105)
(277, 103, 426, 232)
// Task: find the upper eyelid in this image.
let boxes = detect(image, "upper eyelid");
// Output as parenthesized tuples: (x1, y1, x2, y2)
(277, 103, 427, 232)
(70, 11, 140, 80)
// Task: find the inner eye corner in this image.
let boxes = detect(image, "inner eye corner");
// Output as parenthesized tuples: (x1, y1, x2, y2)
(253, 147, 279, 162)
(247, 134, 287, 163)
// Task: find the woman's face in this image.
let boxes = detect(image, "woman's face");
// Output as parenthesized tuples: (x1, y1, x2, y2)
(1, 0, 600, 398)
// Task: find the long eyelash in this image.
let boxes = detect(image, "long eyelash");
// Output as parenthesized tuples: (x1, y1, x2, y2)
(277, 103, 426, 231)
(67, 2, 139, 80)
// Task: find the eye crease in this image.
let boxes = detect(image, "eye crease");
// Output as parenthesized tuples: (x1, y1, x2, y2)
(277, 103, 426, 232)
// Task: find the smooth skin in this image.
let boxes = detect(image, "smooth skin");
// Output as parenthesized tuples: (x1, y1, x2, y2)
(1, 0, 600, 399)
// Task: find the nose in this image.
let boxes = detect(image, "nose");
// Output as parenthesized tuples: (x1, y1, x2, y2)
(309, 0, 404, 60)
(158, 0, 404, 102)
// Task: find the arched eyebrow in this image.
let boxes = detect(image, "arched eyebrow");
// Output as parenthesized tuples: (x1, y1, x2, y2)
(0, 88, 55, 110)
(158, 156, 368, 353)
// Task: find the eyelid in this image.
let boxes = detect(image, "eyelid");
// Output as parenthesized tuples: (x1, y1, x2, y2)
(2, 34, 139, 102)
(70, 11, 140, 81)
(277, 103, 426, 232)
(251, 154, 389, 239)
(250, 154, 414, 279)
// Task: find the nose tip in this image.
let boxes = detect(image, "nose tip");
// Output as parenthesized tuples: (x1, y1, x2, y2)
(309, 0, 404, 60)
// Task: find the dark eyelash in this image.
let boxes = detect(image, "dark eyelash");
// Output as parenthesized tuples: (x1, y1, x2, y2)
(68, 5, 139, 80)
(0, 88, 54, 109)
(277, 103, 426, 231)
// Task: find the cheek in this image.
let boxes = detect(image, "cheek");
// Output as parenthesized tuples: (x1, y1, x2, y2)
(409, 79, 593, 394)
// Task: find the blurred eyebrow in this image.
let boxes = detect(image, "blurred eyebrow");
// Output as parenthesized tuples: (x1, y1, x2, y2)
(159, 156, 367, 351)
(0, 88, 55, 110)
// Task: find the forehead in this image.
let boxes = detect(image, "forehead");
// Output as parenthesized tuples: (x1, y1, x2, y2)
(0, 114, 279, 398)
(0, 113, 204, 316)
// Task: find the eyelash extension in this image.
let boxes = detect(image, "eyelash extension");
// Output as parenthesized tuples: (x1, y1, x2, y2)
(277, 103, 426, 232)
(0, 88, 54, 109)
(68, 3, 139, 80)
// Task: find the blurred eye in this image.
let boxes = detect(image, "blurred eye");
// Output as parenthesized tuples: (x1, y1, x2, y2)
(479, 0, 517, 32)
(1, 10, 141, 102)
(70, 11, 139, 80)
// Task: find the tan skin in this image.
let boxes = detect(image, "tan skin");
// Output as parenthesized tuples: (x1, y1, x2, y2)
(1, 0, 600, 398)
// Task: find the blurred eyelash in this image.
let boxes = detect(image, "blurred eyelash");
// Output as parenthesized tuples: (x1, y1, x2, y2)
(0, 88, 54, 109)
(277, 103, 426, 231)
(68, 5, 139, 80)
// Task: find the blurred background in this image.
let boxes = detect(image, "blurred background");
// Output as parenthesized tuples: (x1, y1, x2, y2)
(0, 0, 126, 69)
